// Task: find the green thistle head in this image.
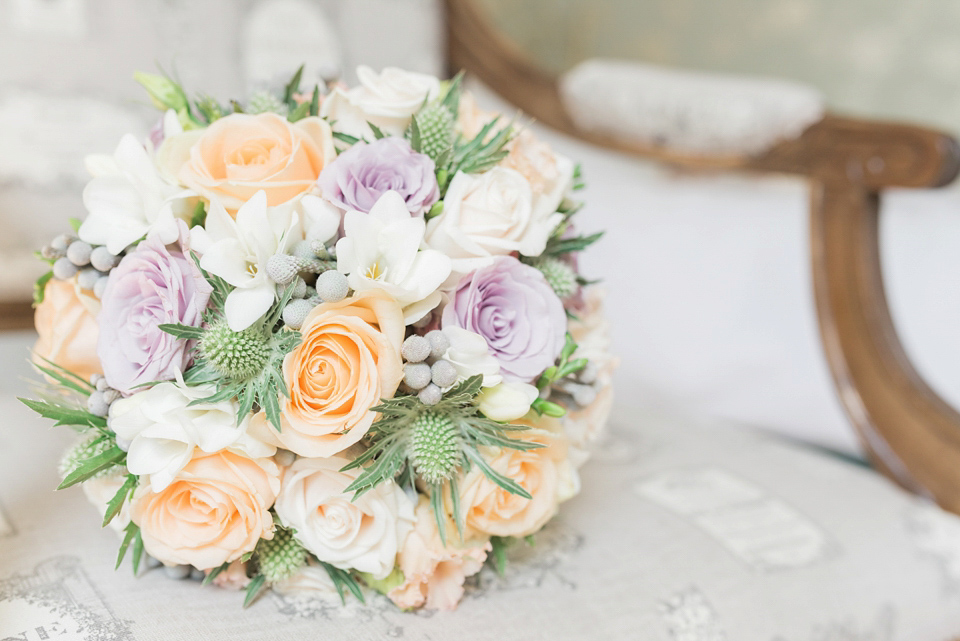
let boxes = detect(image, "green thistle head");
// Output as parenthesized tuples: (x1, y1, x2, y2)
(416, 103, 455, 161)
(200, 321, 271, 382)
(255, 525, 307, 584)
(536, 257, 578, 299)
(247, 90, 289, 116)
(59, 432, 123, 480)
(409, 410, 461, 485)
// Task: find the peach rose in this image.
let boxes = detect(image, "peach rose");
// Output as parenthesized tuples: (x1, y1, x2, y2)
(33, 278, 102, 382)
(251, 291, 404, 458)
(457, 419, 569, 538)
(158, 113, 335, 212)
(130, 450, 280, 570)
(389, 497, 489, 611)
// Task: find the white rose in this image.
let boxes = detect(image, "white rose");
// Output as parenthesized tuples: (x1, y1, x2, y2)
(425, 168, 564, 285)
(441, 326, 502, 387)
(476, 381, 539, 421)
(321, 66, 441, 140)
(109, 380, 276, 492)
(274, 456, 415, 580)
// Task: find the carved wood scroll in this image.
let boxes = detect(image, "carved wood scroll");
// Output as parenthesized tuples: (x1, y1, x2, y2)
(445, 0, 960, 512)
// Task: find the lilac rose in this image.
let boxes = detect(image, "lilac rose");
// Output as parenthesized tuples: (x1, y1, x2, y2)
(318, 136, 439, 215)
(98, 228, 212, 394)
(442, 256, 566, 383)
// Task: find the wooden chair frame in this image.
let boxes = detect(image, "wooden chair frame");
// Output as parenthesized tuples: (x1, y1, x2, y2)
(445, 0, 960, 512)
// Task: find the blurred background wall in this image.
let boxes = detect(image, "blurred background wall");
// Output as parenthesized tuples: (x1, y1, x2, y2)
(476, 0, 960, 134)
(0, 0, 442, 299)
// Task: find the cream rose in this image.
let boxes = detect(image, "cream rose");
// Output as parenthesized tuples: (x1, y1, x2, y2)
(250, 291, 404, 458)
(457, 90, 575, 242)
(274, 456, 415, 580)
(457, 420, 569, 538)
(158, 112, 335, 213)
(425, 168, 563, 284)
(389, 497, 489, 611)
(33, 278, 102, 382)
(476, 381, 539, 421)
(130, 450, 280, 570)
(321, 66, 441, 140)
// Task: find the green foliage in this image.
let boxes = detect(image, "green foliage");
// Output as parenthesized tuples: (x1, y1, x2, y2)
(33, 270, 53, 306)
(19, 398, 107, 430)
(543, 230, 604, 258)
(159, 255, 302, 430)
(532, 333, 589, 417)
(357, 567, 405, 597)
(243, 573, 266, 608)
(116, 522, 144, 575)
(254, 524, 307, 583)
(32, 355, 95, 397)
(320, 561, 365, 604)
(489, 536, 510, 576)
(58, 445, 126, 490)
(102, 474, 138, 528)
(189, 201, 207, 228)
(340, 375, 542, 544)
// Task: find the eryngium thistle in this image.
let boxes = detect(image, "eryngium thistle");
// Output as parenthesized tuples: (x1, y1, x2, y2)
(256, 526, 307, 583)
(409, 410, 461, 485)
(59, 432, 122, 480)
(415, 103, 454, 161)
(201, 321, 271, 381)
(247, 90, 289, 116)
(536, 257, 578, 299)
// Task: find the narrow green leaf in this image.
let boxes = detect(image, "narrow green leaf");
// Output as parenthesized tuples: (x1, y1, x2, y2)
(189, 201, 206, 228)
(309, 85, 320, 117)
(116, 522, 140, 570)
(157, 323, 205, 340)
(283, 65, 305, 107)
(408, 115, 423, 152)
(490, 536, 509, 576)
(441, 71, 464, 115)
(367, 121, 387, 140)
(430, 482, 447, 547)
(287, 101, 310, 123)
(465, 449, 532, 500)
(102, 474, 138, 528)
(202, 562, 230, 586)
(333, 131, 361, 146)
(58, 446, 126, 490)
(320, 562, 365, 604)
(243, 574, 266, 608)
(131, 529, 144, 575)
(33, 270, 53, 305)
(19, 398, 107, 429)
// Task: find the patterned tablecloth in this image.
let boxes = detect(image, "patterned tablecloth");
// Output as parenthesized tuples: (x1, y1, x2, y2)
(1, 330, 959, 640)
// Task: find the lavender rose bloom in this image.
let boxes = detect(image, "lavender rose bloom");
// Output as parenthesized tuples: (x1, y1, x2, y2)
(318, 136, 439, 215)
(442, 256, 566, 382)
(98, 229, 212, 394)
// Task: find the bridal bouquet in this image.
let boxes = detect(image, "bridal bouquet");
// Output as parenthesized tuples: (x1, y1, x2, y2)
(23, 66, 615, 611)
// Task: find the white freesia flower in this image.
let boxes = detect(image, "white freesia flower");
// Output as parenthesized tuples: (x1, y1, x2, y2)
(300, 193, 341, 246)
(191, 190, 299, 331)
(109, 380, 275, 492)
(78, 134, 195, 254)
(476, 381, 539, 421)
(424, 168, 565, 285)
(441, 326, 502, 387)
(336, 190, 450, 323)
(321, 66, 441, 140)
(275, 456, 415, 580)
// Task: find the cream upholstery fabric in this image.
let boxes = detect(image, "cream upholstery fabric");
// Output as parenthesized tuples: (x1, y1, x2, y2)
(0, 331, 957, 639)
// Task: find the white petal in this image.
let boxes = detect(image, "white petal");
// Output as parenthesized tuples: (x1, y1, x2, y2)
(224, 285, 276, 331)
